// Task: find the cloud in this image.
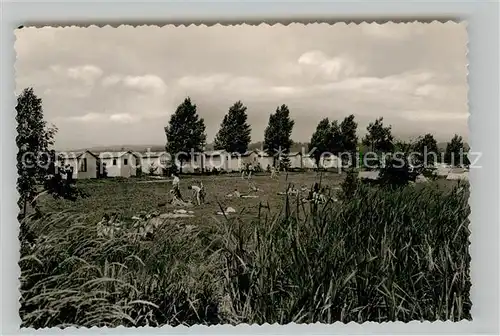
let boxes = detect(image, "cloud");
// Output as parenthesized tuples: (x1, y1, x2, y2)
(65, 112, 104, 123)
(177, 74, 303, 99)
(224, 76, 265, 94)
(15, 27, 58, 56)
(61, 112, 141, 124)
(109, 113, 139, 123)
(269, 86, 303, 95)
(297, 50, 365, 80)
(67, 65, 103, 84)
(402, 110, 469, 122)
(123, 75, 167, 94)
(317, 70, 437, 95)
(413, 83, 463, 100)
(43, 87, 92, 98)
(175, 68, 451, 108)
(50, 64, 103, 85)
(101, 74, 167, 95)
(101, 74, 122, 87)
(178, 74, 230, 91)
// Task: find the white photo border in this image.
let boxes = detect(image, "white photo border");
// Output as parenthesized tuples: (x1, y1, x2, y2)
(1, 0, 499, 335)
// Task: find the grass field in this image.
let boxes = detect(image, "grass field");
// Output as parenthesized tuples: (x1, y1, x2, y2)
(20, 172, 471, 328)
(38, 172, 344, 226)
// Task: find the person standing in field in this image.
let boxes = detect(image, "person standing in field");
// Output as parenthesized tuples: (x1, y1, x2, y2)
(171, 173, 180, 188)
(270, 165, 278, 179)
(240, 162, 247, 179)
(240, 162, 251, 179)
(171, 173, 183, 200)
(247, 163, 254, 179)
(188, 182, 205, 205)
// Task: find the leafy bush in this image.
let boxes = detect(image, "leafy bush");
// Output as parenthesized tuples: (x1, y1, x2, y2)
(379, 155, 418, 188)
(340, 168, 359, 200)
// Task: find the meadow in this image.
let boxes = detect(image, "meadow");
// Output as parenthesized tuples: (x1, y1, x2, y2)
(19, 172, 471, 328)
(37, 172, 339, 226)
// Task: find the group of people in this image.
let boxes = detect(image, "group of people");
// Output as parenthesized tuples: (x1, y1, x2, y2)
(239, 161, 289, 180)
(225, 181, 261, 198)
(276, 182, 329, 204)
(169, 173, 206, 206)
(241, 162, 255, 179)
(168, 170, 332, 208)
(308, 183, 328, 204)
(169, 171, 264, 206)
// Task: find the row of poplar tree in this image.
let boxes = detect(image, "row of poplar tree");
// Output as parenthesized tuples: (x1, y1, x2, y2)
(166, 97, 469, 168)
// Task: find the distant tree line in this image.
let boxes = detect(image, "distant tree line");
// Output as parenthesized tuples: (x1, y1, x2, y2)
(164, 97, 470, 172)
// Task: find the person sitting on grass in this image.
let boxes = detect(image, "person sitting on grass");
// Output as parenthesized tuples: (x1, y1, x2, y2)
(248, 181, 261, 192)
(277, 185, 299, 196)
(188, 182, 205, 205)
(169, 190, 193, 207)
(302, 191, 323, 204)
(225, 188, 259, 198)
(315, 187, 328, 204)
(302, 183, 325, 204)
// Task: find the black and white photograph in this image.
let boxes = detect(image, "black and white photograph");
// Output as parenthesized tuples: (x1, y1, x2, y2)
(15, 22, 471, 328)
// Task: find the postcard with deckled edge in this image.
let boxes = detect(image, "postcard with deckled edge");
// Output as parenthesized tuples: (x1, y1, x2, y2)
(14, 21, 471, 329)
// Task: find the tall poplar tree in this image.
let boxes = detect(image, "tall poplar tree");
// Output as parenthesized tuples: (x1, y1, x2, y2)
(213, 101, 251, 154)
(164, 97, 206, 173)
(263, 104, 295, 166)
(16, 88, 57, 218)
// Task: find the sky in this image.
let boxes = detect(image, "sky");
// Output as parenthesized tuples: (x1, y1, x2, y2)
(15, 22, 468, 150)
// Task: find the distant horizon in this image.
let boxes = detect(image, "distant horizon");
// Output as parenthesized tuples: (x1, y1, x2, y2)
(51, 119, 469, 152)
(57, 136, 468, 153)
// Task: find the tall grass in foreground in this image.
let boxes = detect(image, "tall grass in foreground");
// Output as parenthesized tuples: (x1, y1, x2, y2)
(19, 182, 471, 327)
(19, 214, 220, 328)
